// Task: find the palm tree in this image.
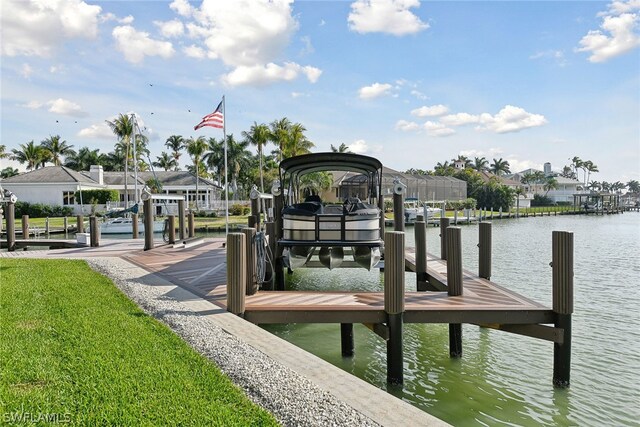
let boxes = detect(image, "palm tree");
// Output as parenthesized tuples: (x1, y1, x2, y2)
(165, 135, 184, 171)
(11, 141, 44, 171)
(185, 136, 208, 209)
(611, 181, 625, 193)
(225, 135, 251, 199)
(40, 135, 75, 166)
(269, 117, 292, 162)
(473, 157, 489, 172)
(203, 137, 225, 186)
(434, 161, 453, 176)
(588, 181, 601, 191)
(242, 122, 270, 194)
(0, 144, 9, 159)
(490, 158, 510, 176)
(153, 152, 177, 171)
(331, 143, 351, 153)
(106, 114, 134, 205)
(283, 123, 314, 158)
(543, 176, 559, 197)
(1, 167, 19, 178)
(571, 156, 583, 182)
(514, 186, 525, 217)
(583, 160, 598, 187)
(626, 180, 640, 194)
(64, 147, 105, 171)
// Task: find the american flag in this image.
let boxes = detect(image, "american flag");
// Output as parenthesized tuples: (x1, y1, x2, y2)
(194, 100, 224, 130)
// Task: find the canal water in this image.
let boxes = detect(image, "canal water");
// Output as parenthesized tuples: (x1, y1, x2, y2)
(260, 213, 640, 426)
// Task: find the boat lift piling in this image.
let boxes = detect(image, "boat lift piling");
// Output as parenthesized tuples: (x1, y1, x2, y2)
(89, 216, 99, 247)
(478, 222, 492, 280)
(22, 215, 29, 240)
(439, 217, 450, 260)
(414, 214, 428, 291)
(188, 212, 195, 238)
(178, 199, 186, 241)
(143, 198, 154, 251)
(167, 215, 176, 244)
(446, 227, 463, 358)
(132, 213, 139, 238)
(552, 231, 573, 388)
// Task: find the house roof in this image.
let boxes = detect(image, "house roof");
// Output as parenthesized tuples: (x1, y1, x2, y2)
(476, 171, 521, 186)
(1, 166, 99, 184)
(79, 170, 218, 187)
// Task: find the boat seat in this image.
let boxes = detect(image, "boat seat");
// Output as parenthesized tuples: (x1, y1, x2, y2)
(305, 194, 322, 203)
(282, 201, 323, 216)
(343, 197, 379, 215)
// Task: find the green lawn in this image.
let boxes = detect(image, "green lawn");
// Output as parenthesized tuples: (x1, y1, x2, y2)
(0, 259, 278, 426)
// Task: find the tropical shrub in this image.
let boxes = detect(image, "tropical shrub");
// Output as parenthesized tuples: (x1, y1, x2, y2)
(74, 189, 119, 204)
(13, 202, 73, 218)
(531, 194, 554, 207)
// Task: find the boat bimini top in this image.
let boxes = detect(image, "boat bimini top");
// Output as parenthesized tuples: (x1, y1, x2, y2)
(276, 152, 385, 271)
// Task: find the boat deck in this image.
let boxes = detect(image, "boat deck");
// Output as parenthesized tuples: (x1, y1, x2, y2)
(125, 239, 553, 325)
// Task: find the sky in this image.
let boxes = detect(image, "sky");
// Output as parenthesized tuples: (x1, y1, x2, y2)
(1, 0, 639, 184)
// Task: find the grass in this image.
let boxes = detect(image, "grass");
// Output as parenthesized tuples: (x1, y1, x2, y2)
(0, 259, 278, 426)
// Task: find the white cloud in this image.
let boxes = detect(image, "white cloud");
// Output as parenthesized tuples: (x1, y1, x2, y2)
(291, 92, 309, 98)
(1, 0, 101, 57)
(222, 62, 322, 86)
(395, 119, 420, 131)
(183, 44, 206, 59)
(21, 63, 33, 79)
(155, 19, 185, 38)
(22, 100, 44, 109)
(348, 0, 429, 36)
(529, 50, 568, 67)
(423, 121, 455, 137)
(358, 82, 393, 99)
(78, 123, 114, 139)
(112, 25, 175, 64)
(411, 104, 449, 117)
(170, 0, 195, 17)
(476, 105, 547, 134)
(348, 139, 382, 154)
(300, 36, 314, 55)
(577, 0, 640, 63)
(410, 89, 428, 100)
(440, 112, 481, 126)
(119, 15, 135, 25)
(48, 98, 87, 117)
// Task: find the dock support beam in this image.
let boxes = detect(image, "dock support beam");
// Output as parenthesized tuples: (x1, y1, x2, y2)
(168, 215, 176, 244)
(341, 323, 354, 357)
(143, 199, 154, 251)
(227, 233, 246, 316)
(478, 222, 492, 280)
(22, 215, 29, 240)
(188, 212, 195, 238)
(447, 227, 463, 358)
(552, 231, 573, 388)
(439, 217, 450, 260)
(384, 231, 405, 384)
(414, 214, 428, 291)
(242, 227, 258, 295)
(5, 202, 16, 252)
(89, 216, 99, 247)
(178, 200, 186, 241)
(132, 213, 139, 238)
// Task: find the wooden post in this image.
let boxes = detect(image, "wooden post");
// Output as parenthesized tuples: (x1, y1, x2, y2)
(89, 216, 99, 247)
(446, 226, 463, 357)
(251, 196, 260, 230)
(45, 217, 50, 236)
(341, 323, 354, 357)
(499, 206, 503, 219)
(242, 227, 258, 295)
(415, 214, 428, 291)
(132, 213, 139, 238)
(393, 192, 404, 232)
(6, 202, 16, 252)
(226, 233, 246, 316)
(143, 199, 154, 251)
(63, 216, 68, 236)
(439, 217, 450, 260)
(22, 215, 29, 240)
(178, 199, 186, 241)
(188, 212, 195, 238)
(490, 207, 493, 219)
(478, 222, 492, 280)
(552, 231, 573, 388)
(384, 231, 405, 384)
(168, 215, 176, 244)
(76, 215, 84, 234)
(453, 209, 458, 225)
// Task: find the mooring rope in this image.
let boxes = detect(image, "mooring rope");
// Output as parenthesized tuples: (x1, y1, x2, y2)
(255, 231, 274, 287)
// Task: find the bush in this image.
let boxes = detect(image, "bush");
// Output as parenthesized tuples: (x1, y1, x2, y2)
(229, 204, 246, 216)
(462, 198, 477, 209)
(75, 189, 119, 205)
(531, 194, 553, 207)
(13, 202, 73, 218)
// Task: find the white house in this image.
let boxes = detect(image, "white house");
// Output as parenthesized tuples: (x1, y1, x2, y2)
(1, 165, 222, 215)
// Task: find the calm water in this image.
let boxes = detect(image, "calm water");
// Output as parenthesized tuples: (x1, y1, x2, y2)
(260, 214, 640, 426)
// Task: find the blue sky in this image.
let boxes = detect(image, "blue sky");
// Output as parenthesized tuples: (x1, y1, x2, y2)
(1, 0, 639, 183)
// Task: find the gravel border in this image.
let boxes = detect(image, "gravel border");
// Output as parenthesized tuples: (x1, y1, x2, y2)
(87, 257, 379, 427)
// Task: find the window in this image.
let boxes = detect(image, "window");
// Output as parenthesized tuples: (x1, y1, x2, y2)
(63, 191, 75, 205)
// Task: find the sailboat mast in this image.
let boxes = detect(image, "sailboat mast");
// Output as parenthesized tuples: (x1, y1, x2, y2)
(132, 113, 139, 205)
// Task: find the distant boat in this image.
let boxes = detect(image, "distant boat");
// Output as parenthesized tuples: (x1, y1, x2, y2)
(100, 217, 164, 234)
(404, 198, 443, 223)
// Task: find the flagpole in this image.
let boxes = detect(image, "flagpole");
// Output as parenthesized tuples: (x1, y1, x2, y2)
(223, 95, 228, 236)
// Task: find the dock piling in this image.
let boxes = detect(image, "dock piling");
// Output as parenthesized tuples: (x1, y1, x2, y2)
(132, 213, 139, 238)
(227, 233, 246, 316)
(250, 193, 260, 230)
(168, 215, 176, 244)
(439, 217, 450, 260)
(143, 199, 154, 251)
(478, 222, 492, 280)
(89, 216, 99, 247)
(76, 215, 84, 234)
(188, 212, 195, 238)
(22, 215, 29, 240)
(63, 216, 68, 236)
(552, 231, 573, 388)
(45, 217, 50, 236)
(384, 231, 405, 384)
(6, 202, 15, 252)
(393, 192, 404, 232)
(178, 199, 186, 241)
(414, 214, 428, 291)
(242, 227, 258, 295)
(446, 227, 463, 358)
(341, 323, 354, 357)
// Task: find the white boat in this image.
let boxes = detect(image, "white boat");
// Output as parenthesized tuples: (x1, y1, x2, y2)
(404, 198, 443, 223)
(277, 153, 384, 271)
(100, 217, 165, 234)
